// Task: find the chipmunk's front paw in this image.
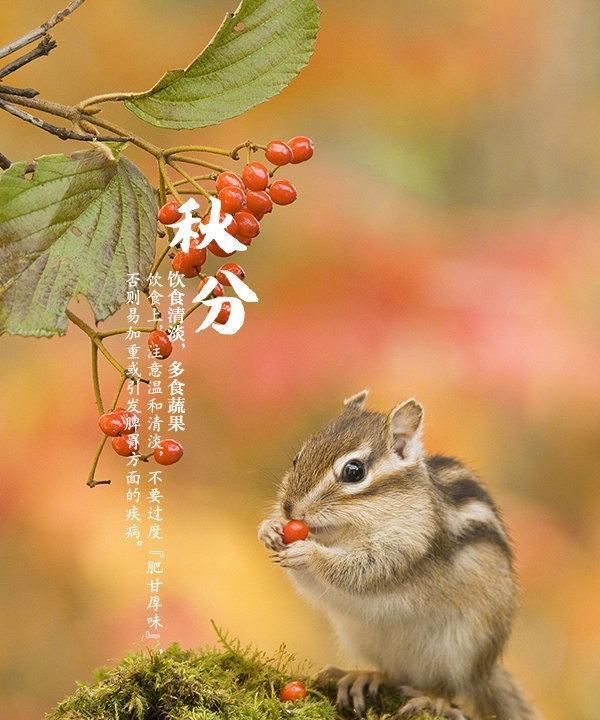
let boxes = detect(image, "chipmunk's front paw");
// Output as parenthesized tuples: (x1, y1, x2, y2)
(316, 666, 384, 716)
(397, 692, 466, 720)
(273, 539, 316, 568)
(257, 518, 285, 551)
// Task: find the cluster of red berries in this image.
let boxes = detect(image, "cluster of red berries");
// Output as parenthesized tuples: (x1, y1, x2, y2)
(96, 327, 185, 465)
(156, 136, 314, 313)
(98, 406, 184, 465)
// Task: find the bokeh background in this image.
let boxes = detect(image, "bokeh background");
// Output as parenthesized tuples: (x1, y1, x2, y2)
(1, 1, 599, 718)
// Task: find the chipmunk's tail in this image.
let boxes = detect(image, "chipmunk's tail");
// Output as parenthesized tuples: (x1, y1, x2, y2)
(470, 664, 540, 720)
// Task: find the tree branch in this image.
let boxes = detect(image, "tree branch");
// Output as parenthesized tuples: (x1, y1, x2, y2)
(0, 151, 11, 170)
(0, 0, 87, 60)
(0, 36, 57, 80)
(0, 97, 131, 142)
(0, 84, 39, 98)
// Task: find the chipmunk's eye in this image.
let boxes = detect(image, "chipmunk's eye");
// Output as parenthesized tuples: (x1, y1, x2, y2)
(340, 459, 366, 483)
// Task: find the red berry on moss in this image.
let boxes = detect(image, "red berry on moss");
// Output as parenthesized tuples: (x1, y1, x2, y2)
(198, 276, 224, 297)
(111, 434, 138, 457)
(99, 411, 126, 437)
(265, 140, 293, 166)
(218, 186, 246, 214)
(157, 200, 182, 225)
(216, 262, 245, 286)
(282, 519, 309, 544)
(148, 330, 172, 359)
(234, 211, 260, 239)
(154, 439, 184, 465)
(242, 162, 269, 191)
(287, 136, 314, 164)
(245, 190, 273, 217)
(215, 301, 231, 325)
(269, 180, 297, 205)
(279, 681, 307, 702)
(215, 171, 244, 192)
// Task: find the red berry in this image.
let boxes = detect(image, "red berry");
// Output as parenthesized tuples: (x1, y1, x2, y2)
(98, 411, 126, 437)
(120, 410, 139, 435)
(157, 200, 182, 225)
(242, 162, 269, 191)
(282, 519, 309, 544)
(218, 186, 246, 214)
(287, 135, 314, 164)
(265, 140, 293, 166)
(208, 240, 235, 258)
(245, 190, 273, 217)
(154, 439, 184, 465)
(234, 211, 260, 239)
(202, 212, 238, 237)
(269, 180, 297, 206)
(215, 171, 244, 192)
(214, 301, 231, 325)
(279, 681, 307, 702)
(198, 276, 224, 297)
(172, 245, 207, 277)
(111, 435, 138, 457)
(216, 262, 245, 286)
(148, 330, 172, 359)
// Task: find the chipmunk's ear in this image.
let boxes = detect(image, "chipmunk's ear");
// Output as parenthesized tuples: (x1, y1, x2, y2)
(387, 398, 424, 460)
(343, 389, 369, 411)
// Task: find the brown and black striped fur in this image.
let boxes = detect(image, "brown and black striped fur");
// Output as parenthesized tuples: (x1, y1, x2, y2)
(259, 392, 539, 719)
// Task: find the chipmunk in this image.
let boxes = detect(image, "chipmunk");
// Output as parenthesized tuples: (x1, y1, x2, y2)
(258, 390, 539, 720)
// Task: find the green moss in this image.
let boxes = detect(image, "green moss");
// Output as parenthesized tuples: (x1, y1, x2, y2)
(46, 628, 439, 720)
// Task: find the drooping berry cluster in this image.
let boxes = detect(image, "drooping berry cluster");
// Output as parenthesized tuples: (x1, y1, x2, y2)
(158, 135, 314, 283)
(99, 136, 313, 476)
(97, 330, 184, 465)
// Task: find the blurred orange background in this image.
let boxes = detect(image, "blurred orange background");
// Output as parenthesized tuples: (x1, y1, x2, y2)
(1, 1, 599, 719)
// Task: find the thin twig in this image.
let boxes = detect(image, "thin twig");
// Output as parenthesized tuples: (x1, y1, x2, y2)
(0, 84, 39, 98)
(0, 0, 87, 60)
(66, 308, 149, 383)
(0, 36, 57, 80)
(0, 98, 131, 142)
(87, 373, 127, 487)
(158, 157, 183, 202)
(168, 153, 228, 174)
(168, 160, 212, 199)
(0, 152, 10, 170)
(91, 342, 104, 415)
(0, 92, 160, 156)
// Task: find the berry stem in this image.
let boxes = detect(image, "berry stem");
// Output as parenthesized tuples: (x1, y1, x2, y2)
(149, 244, 172, 278)
(91, 341, 104, 414)
(167, 160, 212, 199)
(87, 373, 127, 488)
(98, 326, 155, 339)
(163, 145, 232, 159)
(229, 140, 264, 159)
(158, 157, 182, 202)
(66, 309, 149, 384)
(167, 153, 228, 174)
(173, 173, 216, 188)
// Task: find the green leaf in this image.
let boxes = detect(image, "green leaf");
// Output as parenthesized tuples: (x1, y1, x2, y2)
(0, 147, 157, 338)
(123, 0, 320, 129)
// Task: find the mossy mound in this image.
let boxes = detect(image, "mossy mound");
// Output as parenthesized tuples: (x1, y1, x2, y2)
(46, 630, 439, 720)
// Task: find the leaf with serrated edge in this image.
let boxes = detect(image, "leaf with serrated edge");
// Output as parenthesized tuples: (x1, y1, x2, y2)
(0, 147, 157, 337)
(124, 0, 320, 129)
